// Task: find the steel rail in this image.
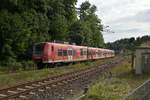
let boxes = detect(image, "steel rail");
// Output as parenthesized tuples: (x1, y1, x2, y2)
(0, 58, 123, 100)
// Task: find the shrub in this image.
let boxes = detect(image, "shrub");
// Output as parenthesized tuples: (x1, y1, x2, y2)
(0, 57, 36, 72)
(21, 60, 36, 70)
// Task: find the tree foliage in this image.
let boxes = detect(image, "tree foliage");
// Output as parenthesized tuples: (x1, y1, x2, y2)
(106, 35, 150, 53)
(0, 0, 104, 66)
(69, 1, 104, 47)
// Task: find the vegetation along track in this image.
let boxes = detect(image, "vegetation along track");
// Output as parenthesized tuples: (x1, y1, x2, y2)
(0, 57, 124, 100)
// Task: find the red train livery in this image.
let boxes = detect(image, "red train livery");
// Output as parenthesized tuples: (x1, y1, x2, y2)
(32, 42, 115, 64)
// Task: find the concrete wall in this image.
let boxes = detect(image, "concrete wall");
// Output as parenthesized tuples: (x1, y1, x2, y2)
(134, 48, 150, 74)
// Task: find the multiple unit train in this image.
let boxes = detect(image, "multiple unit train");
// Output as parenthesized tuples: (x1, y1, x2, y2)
(32, 42, 115, 67)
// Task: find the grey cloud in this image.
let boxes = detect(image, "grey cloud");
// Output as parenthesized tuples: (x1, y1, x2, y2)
(105, 9, 150, 34)
(109, 9, 150, 24)
(136, 10, 150, 22)
(78, 0, 150, 42)
(114, 28, 142, 33)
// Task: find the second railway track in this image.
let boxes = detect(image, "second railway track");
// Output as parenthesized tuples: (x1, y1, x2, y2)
(0, 57, 124, 100)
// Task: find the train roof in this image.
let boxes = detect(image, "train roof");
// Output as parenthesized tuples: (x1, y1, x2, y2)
(46, 42, 87, 48)
(35, 42, 114, 52)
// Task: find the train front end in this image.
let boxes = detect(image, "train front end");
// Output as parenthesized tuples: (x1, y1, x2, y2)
(32, 42, 50, 63)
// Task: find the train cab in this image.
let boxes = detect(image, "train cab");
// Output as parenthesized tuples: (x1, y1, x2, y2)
(33, 43, 45, 62)
(33, 42, 89, 64)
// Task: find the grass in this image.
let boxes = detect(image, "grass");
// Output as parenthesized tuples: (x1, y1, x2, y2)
(81, 58, 150, 100)
(0, 58, 114, 89)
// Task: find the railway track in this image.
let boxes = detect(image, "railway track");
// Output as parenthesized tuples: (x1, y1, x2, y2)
(0, 58, 123, 100)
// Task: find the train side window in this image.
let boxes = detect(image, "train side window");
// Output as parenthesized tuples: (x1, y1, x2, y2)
(91, 51, 94, 55)
(80, 49, 84, 56)
(83, 51, 87, 55)
(93, 51, 96, 55)
(68, 50, 73, 56)
(104, 52, 106, 56)
(58, 49, 62, 56)
(96, 51, 98, 55)
(82, 49, 87, 55)
(98, 50, 101, 56)
(51, 46, 54, 52)
(63, 50, 67, 56)
(88, 50, 91, 55)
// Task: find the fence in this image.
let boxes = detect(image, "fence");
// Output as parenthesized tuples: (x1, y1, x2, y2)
(123, 78, 150, 100)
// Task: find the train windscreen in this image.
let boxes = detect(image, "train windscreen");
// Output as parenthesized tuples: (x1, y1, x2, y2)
(33, 43, 45, 56)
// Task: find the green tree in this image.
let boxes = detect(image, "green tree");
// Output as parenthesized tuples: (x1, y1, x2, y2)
(69, 20, 92, 45)
(49, 15, 68, 41)
(0, 0, 105, 67)
(106, 35, 150, 54)
(70, 1, 104, 47)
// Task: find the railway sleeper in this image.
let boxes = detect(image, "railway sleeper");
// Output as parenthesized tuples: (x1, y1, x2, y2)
(29, 92, 36, 95)
(0, 59, 123, 100)
(38, 89, 44, 92)
(8, 90, 18, 94)
(0, 94, 7, 97)
(38, 82, 46, 85)
(25, 86, 34, 89)
(17, 88, 27, 91)
(20, 95, 27, 99)
(32, 84, 41, 87)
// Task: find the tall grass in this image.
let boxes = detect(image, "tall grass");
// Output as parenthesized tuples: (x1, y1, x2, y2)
(81, 60, 150, 100)
(0, 58, 113, 89)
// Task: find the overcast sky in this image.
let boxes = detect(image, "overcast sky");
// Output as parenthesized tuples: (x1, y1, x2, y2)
(77, 0, 150, 43)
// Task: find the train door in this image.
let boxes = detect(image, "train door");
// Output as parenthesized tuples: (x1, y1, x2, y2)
(87, 49, 92, 60)
(142, 53, 150, 74)
(51, 45, 55, 61)
(68, 48, 73, 61)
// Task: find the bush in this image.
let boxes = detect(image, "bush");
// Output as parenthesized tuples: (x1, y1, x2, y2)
(21, 60, 36, 70)
(0, 57, 36, 72)
(10, 61, 23, 72)
(0, 57, 23, 72)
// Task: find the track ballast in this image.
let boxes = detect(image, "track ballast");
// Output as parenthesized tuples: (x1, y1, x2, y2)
(0, 58, 123, 100)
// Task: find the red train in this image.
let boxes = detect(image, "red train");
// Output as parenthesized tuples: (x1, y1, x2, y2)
(32, 42, 115, 68)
